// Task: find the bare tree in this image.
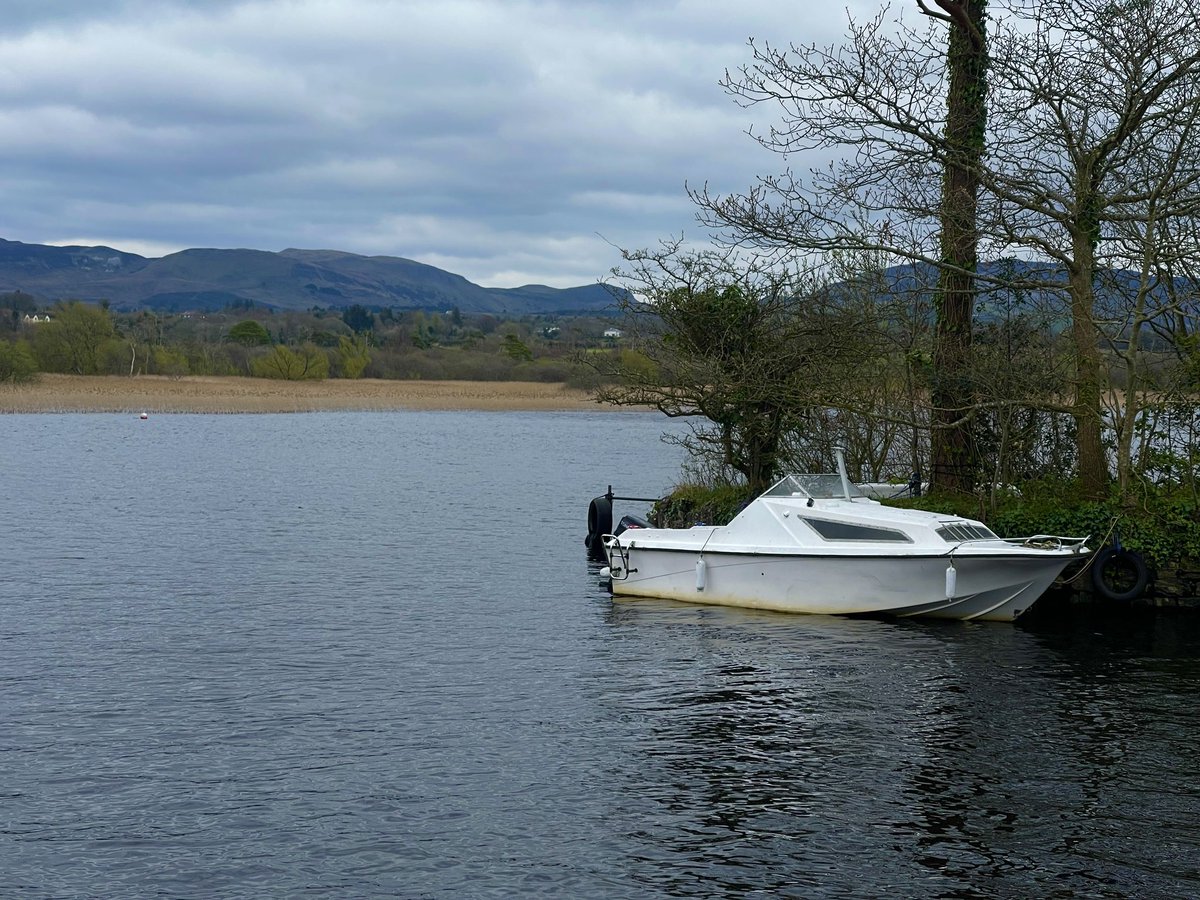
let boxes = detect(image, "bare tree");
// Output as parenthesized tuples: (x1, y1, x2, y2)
(692, 5, 994, 493)
(691, 0, 1200, 499)
(983, 0, 1200, 497)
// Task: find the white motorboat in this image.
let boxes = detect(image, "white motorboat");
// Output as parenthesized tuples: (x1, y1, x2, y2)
(596, 454, 1087, 623)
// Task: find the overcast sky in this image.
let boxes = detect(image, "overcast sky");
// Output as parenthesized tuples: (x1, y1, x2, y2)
(1, 0, 886, 288)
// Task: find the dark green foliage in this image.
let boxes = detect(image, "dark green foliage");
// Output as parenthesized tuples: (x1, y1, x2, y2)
(597, 250, 863, 494)
(651, 483, 757, 528)
(227, 320, 271, 346)
(891, 479, 1200, 571)
(309, 330, 341, 348)
(0, 291, 38, 316)
(501, 333, 533, 361)
(341, 304, 374, 333)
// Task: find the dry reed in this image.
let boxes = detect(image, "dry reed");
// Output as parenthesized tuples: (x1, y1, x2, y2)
(0, 374, 606, 414)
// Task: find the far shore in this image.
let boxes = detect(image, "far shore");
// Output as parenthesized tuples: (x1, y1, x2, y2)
(0, 374, 620, 414)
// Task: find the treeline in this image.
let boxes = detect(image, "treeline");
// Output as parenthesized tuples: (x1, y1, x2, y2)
(588, 0, 1200, 582)
(0, 293, 620, 387)
(595, 253, 1200, 575)
(602, 249, 1200, 495)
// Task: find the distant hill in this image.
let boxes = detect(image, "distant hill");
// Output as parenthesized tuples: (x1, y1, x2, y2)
(0, 238, 620, 315)
(844, 257, 1194, 325)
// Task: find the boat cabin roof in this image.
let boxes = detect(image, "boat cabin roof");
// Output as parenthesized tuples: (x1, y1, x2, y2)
(763, 474, 865, 501)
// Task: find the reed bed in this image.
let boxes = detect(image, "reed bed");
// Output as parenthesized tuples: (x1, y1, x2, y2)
(0, 374, 604, 413)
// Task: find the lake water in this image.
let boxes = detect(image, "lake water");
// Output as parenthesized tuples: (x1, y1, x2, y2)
(2, 411, 1199, 899)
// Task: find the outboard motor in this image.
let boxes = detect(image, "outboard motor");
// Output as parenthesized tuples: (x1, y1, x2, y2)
(614, 513, 651, 536)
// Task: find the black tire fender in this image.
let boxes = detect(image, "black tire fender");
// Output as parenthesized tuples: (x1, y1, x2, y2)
(585, 496, 613, 561)
(1090, 546, 1150, 602)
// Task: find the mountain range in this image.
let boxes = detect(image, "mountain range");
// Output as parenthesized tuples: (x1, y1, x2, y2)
(0, 238, 619, 315)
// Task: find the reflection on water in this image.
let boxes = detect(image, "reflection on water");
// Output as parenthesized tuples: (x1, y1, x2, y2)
(1, 413, 1198, 898)
(589, 600, 1200, 898)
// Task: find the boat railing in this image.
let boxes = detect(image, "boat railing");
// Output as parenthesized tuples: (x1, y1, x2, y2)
(1002, 535, 1090, 552)
(602, 534, 633, 580)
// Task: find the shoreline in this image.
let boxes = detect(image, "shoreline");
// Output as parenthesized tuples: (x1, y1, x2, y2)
(0, 374, 615, 414)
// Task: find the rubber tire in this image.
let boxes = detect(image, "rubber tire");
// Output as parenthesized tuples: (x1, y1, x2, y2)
(1090, 547, 1150, 602)
(585, 496, 613, 561)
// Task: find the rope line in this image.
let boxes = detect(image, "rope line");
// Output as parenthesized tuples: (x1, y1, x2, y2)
(1055, 516, 1120, 586)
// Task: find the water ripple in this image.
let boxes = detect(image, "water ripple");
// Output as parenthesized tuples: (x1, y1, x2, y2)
(1, 413, 1198, 897)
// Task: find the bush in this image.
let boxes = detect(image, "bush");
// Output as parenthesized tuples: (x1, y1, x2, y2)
(98, 338, 133, 375)
(565, 368, 611, 391)
(893, 478, 1200, 571)
(334, 334, 370, 378)
(512, 359, 580, 383)
(651, 483, 756, 528)
(388, 352, 450, 381)
(0, 339, 37, 383)
(152, 347, 190, 378)
(228, 320, 271, 346)
(251, 344, 328, 380)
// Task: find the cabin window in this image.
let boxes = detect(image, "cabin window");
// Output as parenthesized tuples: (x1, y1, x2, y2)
(802, 518, 912, 542)
(764, 474, 864, 500)
(936, 523, 999, 543)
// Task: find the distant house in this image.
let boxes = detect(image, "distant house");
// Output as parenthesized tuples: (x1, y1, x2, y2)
(603, 327, 622, 339)
(22, 314, 52, 324)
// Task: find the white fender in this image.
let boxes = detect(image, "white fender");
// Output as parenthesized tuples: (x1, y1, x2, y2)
(945, 563, 957, 599)
(695, 557, 707, 592)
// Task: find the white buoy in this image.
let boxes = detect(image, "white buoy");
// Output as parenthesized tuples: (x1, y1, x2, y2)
(139, 412, 148, 420)
(695, 556, 707, 592)
(945, 562, 957, 599)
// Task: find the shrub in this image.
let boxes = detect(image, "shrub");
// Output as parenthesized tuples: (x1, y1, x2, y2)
(889, 478, 1200, 571)
(512, 359, 579, 383)
(227, 320, 271, 346)
(251, 344, 328, 380)
(565, 368, 610, 391)
(152, 347, 190, 378)
(0, 339, 37, 383)
(651, 483, 756, 528)
(334, 334, 370, 379)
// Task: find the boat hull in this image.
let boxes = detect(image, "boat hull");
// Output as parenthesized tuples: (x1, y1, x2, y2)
(606, 546, 1073, 622)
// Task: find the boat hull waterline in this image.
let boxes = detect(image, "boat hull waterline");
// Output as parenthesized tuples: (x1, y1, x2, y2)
(602, 542, 1074, 622)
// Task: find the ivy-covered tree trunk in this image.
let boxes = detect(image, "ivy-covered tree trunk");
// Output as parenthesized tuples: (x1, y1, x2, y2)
(1069, 205, 1108, 499)
(925, 0, 987, 494)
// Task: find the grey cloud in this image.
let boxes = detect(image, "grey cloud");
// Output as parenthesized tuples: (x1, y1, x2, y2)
(0, 0, 865, 287)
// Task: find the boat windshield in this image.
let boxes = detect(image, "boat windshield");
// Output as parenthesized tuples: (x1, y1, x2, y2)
(762, 474, 865, 500)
